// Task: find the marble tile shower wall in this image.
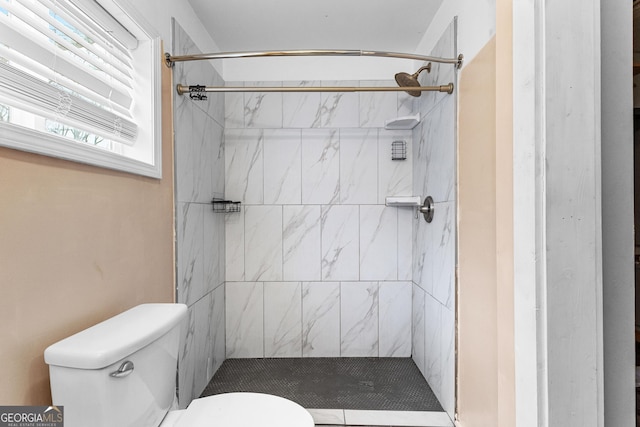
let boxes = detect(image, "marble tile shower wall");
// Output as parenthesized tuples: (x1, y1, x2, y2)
(224, 80, 416, 359)
(172, 20, 225, 409)
(411, 21, 457, 418)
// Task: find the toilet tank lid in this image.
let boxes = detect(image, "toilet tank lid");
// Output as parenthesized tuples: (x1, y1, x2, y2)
(44, 303, 187, 370)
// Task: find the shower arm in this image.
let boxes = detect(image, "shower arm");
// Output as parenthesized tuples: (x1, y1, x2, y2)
(164, 49, 464, 68)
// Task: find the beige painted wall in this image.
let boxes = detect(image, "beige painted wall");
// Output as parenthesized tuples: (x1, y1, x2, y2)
(495, 0, 515, 423)
(0, 54, 175, 405)
(457, 36, 498, 426)
(457, 31, 515, 426)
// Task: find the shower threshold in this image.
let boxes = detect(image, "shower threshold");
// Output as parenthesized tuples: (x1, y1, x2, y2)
(200, 357, 453, 427)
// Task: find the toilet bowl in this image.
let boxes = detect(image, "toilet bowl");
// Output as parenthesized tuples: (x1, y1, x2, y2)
(160, 392, 313, 427)
(44, 304, 314, 427)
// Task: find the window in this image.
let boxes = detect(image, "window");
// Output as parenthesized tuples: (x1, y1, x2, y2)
(0, 0, 162, 178)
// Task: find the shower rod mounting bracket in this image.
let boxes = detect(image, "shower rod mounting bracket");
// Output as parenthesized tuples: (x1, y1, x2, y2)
(164, 52, 175, 68)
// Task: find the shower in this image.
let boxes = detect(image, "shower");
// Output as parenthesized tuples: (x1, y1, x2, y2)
(170, 24, 460, 424)
(395, 63, 432, 97)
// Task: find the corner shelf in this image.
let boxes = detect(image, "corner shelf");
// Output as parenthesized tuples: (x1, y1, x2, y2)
(384, 114, 420, 130)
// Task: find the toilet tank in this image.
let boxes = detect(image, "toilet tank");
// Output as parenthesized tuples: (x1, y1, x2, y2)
(44, 304, 187, 427)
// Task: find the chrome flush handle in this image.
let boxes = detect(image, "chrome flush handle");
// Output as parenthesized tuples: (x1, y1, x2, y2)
(109, 360, 134, 378)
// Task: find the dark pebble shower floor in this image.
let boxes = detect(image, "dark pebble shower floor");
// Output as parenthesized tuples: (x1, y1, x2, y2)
(200, 357, 443, 412)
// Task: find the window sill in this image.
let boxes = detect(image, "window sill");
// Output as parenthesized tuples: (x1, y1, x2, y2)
(0, 122, 162, 178)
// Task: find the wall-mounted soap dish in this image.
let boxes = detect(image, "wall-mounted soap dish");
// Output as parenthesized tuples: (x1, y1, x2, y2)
(212, 199, 241, 213)
(385, 196, 435, 223)
(384, 113, 420, 130)
(385, 196, 421, 207)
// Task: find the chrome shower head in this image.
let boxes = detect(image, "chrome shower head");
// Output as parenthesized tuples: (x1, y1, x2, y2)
(394, 63, 432, 97)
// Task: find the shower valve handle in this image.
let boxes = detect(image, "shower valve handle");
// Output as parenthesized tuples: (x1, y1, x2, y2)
(419, 196, 434, 223)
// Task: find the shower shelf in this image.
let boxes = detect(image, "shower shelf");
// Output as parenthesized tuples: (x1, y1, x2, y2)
(211, 199, 241, 213)
(384, 114, 420, 130)
(385, 196, 421, 207)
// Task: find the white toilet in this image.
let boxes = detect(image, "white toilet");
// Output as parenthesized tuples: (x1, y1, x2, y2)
(44, 303, 314, 427)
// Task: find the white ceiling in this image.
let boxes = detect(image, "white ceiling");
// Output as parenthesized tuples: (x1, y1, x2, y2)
(187, 0, 444, 54)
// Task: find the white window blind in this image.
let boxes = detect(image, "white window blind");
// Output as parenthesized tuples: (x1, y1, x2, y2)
(0, 0, 139, 145)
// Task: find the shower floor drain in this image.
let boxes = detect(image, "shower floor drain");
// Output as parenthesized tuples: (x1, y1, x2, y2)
(199, 357, 442, 412)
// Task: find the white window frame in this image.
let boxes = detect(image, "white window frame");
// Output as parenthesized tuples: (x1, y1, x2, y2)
(0, 0, 163, 178)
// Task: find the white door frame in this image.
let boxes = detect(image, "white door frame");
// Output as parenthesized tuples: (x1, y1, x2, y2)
(511, 0, 633, 425)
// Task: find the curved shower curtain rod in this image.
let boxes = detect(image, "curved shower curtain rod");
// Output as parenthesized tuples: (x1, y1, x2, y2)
(167, 49, 462, 96)
(164, 49, 464, 68)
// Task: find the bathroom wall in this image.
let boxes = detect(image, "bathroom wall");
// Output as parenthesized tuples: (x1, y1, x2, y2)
(172, 20, 225, 408)
(416, 0, 495, 68)
(223, 79, 416, 358)
(134, 0, 222, 76)
(457, 36, 499, 427)
(0, 48, 175, 405)
(411, 21, 457, 418)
